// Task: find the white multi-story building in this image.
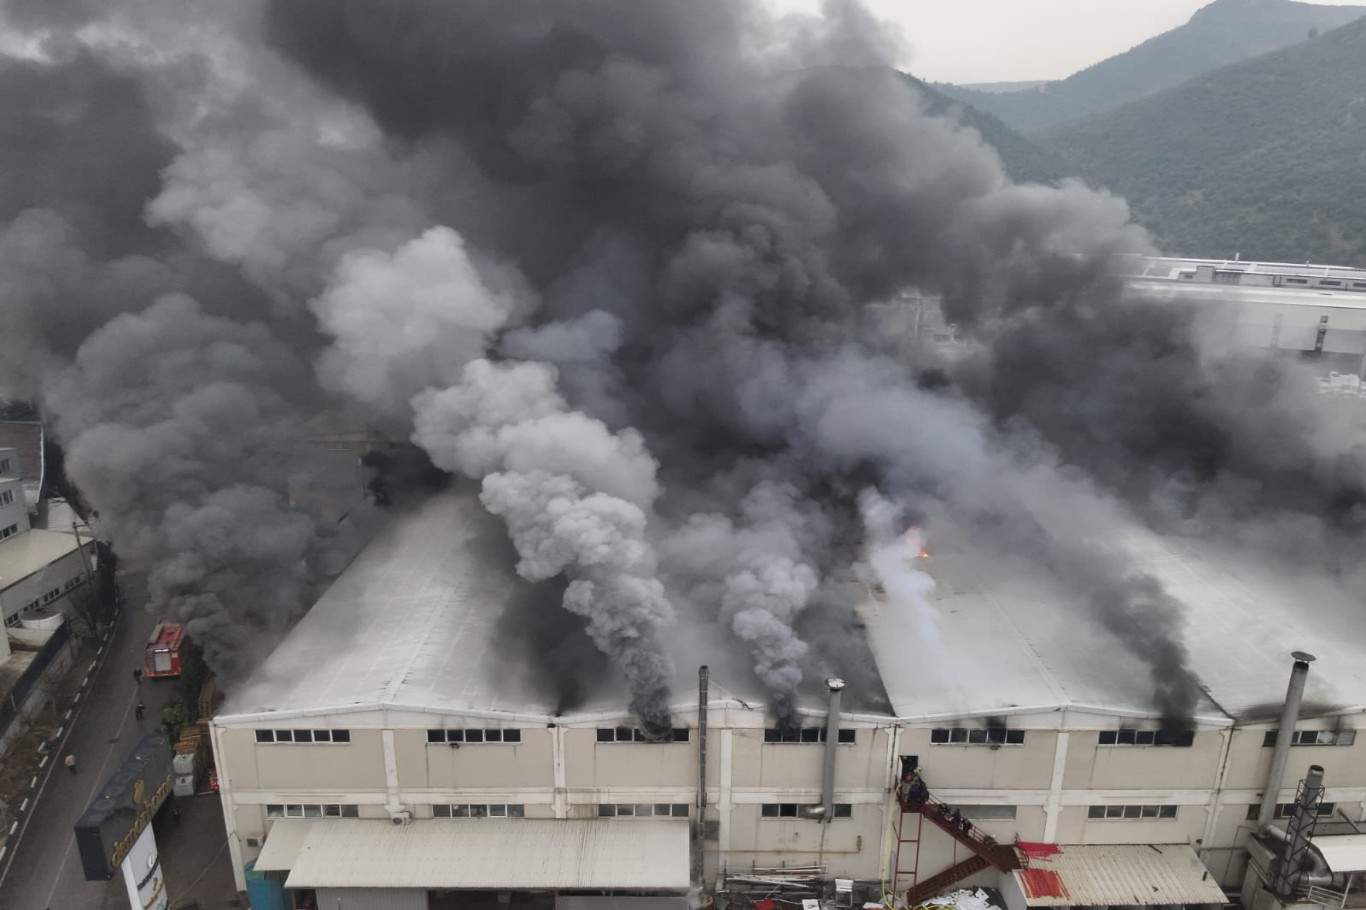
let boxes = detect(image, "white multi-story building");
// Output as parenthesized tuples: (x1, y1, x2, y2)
(211, 488, 1366, 910)
(0, 447, 98, 643)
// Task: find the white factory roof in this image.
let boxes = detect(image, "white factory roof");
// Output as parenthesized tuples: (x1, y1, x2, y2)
(864, 525, 1366, 724)
(0, 528, 92, 592)
(280, 818, 690, 890)
(220, 486, 810, 724)
(1011, 844, 1227, 907)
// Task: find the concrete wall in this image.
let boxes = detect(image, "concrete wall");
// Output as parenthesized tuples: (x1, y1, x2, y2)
(1063, 730, 1223, 790)
(216, 709, 1366, 896)
(724, 803, 883, 879)
(317, 887, 426, 910)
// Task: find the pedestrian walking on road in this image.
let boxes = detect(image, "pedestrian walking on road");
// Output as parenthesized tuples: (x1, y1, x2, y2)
(135, 701, 146, 721)
(133, 667, 143, 686)
(64, 753, 77, 775)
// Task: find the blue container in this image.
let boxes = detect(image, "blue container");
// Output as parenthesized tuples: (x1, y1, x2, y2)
(244, 859, 287, 910)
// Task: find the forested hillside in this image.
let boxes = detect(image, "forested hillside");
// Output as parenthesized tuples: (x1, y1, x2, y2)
(1043, 16, 1366, 266)
(935, 0, 1365, 134)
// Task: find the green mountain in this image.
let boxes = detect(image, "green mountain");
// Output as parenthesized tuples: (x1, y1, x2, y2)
(934, 0, 1365, 134)
(902, 74, 1074, 185)
(1043, 16, 1366, 266)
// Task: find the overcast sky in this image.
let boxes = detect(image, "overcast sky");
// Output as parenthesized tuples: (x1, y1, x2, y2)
(769, 0, 1365, 84)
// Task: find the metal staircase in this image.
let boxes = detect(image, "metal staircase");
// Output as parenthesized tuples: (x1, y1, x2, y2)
(897, 783, 1020, 904)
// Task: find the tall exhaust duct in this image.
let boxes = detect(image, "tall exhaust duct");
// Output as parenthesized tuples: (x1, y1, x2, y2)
(693, 665, 708, 887)
(1273, 764, 1329, 898)
(1258, 652, 1315, 829)
(821, 677, 846, 823)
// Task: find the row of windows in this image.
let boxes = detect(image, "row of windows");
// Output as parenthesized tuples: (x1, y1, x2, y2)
(255, 729, 351, 744)
(0, 488, 13, 506)
(763, 728, 857, 744)
(0, 523, 18, 540)
(1098, 730, 1195, 747)
(427, 729, 522, 744)
(1088, 804, 1179, 820)
(761, 803, 853, 819)
(596, 727, 690, 743)
(267, 804, 358, 818)
(1263, 729, 1357, 747)
(3, 613, 20, 628)
(434, 804, 524, 818)
(598, 803, 690, 818)
(1246, 803, 1336, 821)
(931, 727, 1026, 745)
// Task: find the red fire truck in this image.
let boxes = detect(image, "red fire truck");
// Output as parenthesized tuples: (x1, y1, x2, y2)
(144, 622, 187, 678)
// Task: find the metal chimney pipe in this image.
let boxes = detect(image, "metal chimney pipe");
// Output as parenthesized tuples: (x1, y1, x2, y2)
(693, 665, 709, 888)
(821, 677, 846, 823)
(1258, 652, 1315, 829)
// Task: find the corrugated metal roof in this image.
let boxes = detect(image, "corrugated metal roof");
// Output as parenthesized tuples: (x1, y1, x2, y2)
(1313, 834, 1366, 873)
(254, 819, 314, 872)
(1012, 844, 1227, 907)
(283, 818, 690, 890)
(219, 488, 841, 724)
(865, 521, 1366, 722)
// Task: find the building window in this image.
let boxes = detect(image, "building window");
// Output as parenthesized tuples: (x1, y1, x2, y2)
(256, 729, 350, 743)
(1262, 729, 1357, 747)
(3, 613, 19, 628)
(959, 805, 1018, 820)
(433, 804, 525, 818)
(761, 803, 853, 819)
(40, 587, 61, 604)
(930, 727, 1025, 745)
(763, 728, 857, 744)
(0, 523, 19, 540)
(1246, 803, 1336, 821)
(0, 459, 9, 474)
(1320, 280, 1342, 287)
(0, 489, 12, 506)
(427, 728, 522, 744)
(1098, 729, 1194, 747)
(1284, 277, 1309, 285)
(597, 803, 690, 818)
(1087, 804, 1179, 819)
(595, 727, 690, 743)
(266, 804, 359, 818)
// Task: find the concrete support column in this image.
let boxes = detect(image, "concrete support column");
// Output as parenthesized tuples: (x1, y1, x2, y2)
(1043, 731, 1069, 842)
(381, 729, 401, 813)
(552, 725, 568, 818)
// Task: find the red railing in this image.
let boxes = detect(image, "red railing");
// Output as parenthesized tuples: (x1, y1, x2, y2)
(899, 789, 1019, 872)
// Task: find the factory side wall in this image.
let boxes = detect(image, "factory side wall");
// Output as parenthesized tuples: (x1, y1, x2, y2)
(1062, 731, 1223, 790)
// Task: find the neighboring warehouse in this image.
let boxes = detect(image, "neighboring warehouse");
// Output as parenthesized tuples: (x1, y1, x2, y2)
(211, 487, 1366, 910)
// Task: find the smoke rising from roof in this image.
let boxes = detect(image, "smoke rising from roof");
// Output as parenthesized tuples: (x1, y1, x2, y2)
(3, 0, 1361, 724)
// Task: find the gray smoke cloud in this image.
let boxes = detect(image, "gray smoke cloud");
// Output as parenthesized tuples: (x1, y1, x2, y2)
(5, 0, 1362, 728)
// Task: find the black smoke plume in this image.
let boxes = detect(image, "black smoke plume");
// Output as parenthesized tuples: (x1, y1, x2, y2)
(3, 0, 1361, 727)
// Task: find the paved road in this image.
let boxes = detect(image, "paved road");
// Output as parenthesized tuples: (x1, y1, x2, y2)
(0, 605, 238, 909)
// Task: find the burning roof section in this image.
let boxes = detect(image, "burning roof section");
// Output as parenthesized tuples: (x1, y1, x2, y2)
(219, 487, 867, 725)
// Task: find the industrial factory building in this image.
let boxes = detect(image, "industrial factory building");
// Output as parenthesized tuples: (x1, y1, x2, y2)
(211, 488, 1366, 910)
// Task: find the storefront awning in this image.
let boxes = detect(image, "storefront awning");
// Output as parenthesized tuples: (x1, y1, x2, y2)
(1314, 835, 1366, 873)
(1011, 844, 1227, 907)
(254, 819, 315, 872)
(282, 818, 690, 890)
